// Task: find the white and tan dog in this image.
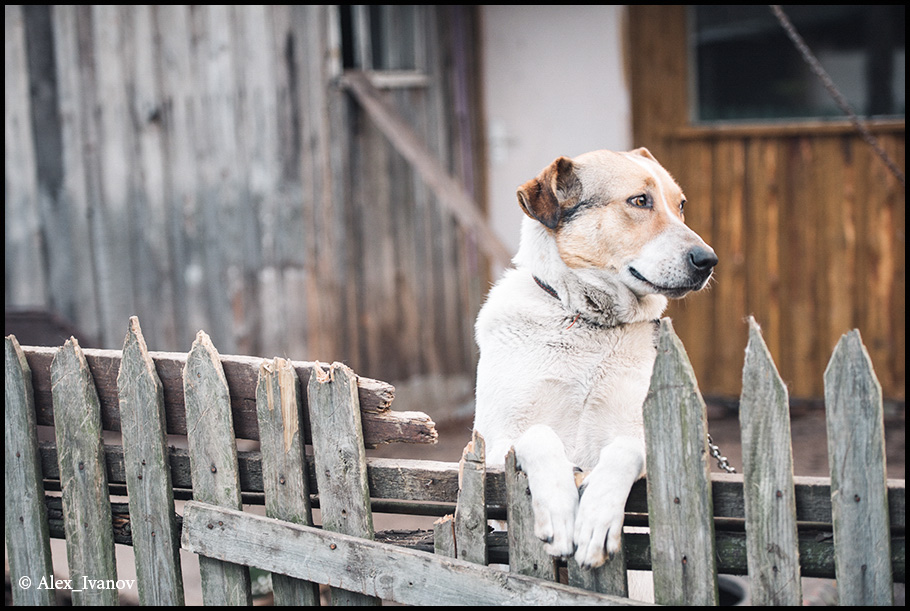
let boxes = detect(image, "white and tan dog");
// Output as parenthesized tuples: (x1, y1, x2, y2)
(473, 148, 716, 584)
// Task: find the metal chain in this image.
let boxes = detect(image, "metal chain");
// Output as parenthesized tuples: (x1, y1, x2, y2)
(707, 433, 736, 474)
(769, 5, 905, 187)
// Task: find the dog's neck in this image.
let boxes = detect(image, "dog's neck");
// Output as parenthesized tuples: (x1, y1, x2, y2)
(514, 218, 667, 328)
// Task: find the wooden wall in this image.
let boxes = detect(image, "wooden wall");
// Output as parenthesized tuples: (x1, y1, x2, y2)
(629, 6, 905, 401)
(5, 5, 487, 387)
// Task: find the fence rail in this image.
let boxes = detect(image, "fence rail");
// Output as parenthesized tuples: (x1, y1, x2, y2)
(5, 315, 905, 605)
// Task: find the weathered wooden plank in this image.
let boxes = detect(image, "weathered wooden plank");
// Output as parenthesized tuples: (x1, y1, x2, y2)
(824, 330, 893, 605)
(255, 357, 319, 605)
(43, 492, 903, 582)
(181, 501, 651, 606)
(182, 331, 252, 605)
(22, 345, 434, 446)
(5, 6, 49, 308)
(567, 554, 629, 599)
(340, 70, 511, 268)
(117, 318, 184, 604)
(642, 318, 718, 605)
(505, 448, 558, 581)
(307, 361, 380, 605)
(5, 336, 55, 605)
(50, 338, 119, 605)
(454, 430, 488, 565)
(739, 317, 801, 605)
(34, 434, 906, 540)
(433, 514, 457, 558)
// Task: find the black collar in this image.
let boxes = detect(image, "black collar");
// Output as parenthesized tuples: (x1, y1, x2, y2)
(533, 276, 560, 300)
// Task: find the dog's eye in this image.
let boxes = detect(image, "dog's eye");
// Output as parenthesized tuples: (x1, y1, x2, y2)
(679, 199, 686, 213)
(628, 194, 650, 208)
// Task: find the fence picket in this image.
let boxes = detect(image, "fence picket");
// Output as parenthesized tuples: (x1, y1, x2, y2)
(739, 317, 801, 605)
(433, 514, 457, 557)
(5, 315, 903, 606)
(567, 547, 629, 597)
(505, 448, 558, 580)
(454, 430, 488, 565)
(117, 317, 184, 604)
(255, 357, 319, 605)
(5, 335, 55, 605)
(50, 338, 119, 605)
(642, 318, 718, 606)
(307, 362, 380, 606)
(824, 330, 894, 605)
(183, 331, 252, 605)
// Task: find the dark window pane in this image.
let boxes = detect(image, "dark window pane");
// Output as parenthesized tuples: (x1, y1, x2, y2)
(691, 5, 905, 123)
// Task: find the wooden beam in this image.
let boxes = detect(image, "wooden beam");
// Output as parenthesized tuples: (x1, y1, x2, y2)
(340, 70, 512, 268)
(22, 345, 436, 447)
(181, 501, 648, 606)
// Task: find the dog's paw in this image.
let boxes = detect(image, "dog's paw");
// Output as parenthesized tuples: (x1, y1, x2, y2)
(513, 425, 579, 558)
(572, 473, 629, 568)
(528, 473, 579, 557)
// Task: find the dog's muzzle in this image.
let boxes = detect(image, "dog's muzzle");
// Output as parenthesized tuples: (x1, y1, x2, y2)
(628, 244, 717, 298)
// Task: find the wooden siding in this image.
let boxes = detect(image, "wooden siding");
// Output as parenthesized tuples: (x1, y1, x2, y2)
(629, 6, 905, 400)
(4, 5, 487, 386)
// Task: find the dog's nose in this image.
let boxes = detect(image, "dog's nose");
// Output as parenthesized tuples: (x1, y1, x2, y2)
(688, 246, 718, 271)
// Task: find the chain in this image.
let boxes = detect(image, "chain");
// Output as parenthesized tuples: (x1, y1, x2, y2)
(707, 433, 736, 474)
(769, 5, 905, 187)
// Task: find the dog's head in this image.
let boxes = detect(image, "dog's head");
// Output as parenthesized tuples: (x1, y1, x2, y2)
(517, 148, 716, 299)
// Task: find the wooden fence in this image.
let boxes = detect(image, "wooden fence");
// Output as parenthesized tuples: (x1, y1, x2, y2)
(5, 316, 904, 605)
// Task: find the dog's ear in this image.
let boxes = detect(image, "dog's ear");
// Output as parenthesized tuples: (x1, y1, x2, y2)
(630, 147, 658, 163)
(516, 156, 581, 230)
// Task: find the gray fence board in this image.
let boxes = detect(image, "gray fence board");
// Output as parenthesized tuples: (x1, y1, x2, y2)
(117, 318, 184, 604)
(255, 357, 319, 605)
(307, 361, 380, 605)
(824, 330, 894, 605)
(50, 338, 119, 605)
(505, 449, 558, 581)
(21, 345, 428, 446)
(181, 501, 651, 606)
(739, 317, 801, 605)
(642, 319, 718, 605)
(5, 336, 55, 605)
(454, 430, 488, 565)
(183, 330, 252, 605)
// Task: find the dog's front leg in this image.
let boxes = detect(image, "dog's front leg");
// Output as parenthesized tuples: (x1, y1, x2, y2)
(573, 436, 645, 568)
(513, 424, 580, 558)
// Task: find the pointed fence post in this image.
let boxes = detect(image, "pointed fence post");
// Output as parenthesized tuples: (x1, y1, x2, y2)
(824, 330, 893, 605)
(183, 331, 252, 606)
(5, 335, 55, 605)
(118, 317, 184, 604)
(642, 318, 718, 606)
(50, 338, 119, 605)
(739, 317, 801, 605)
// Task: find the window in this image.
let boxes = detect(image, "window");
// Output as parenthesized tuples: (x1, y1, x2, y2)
(340, 5, 421, 72)
(690, 5, 905, 123)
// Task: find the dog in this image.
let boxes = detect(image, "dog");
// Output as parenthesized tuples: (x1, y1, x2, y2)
(473, 148, 716, 588)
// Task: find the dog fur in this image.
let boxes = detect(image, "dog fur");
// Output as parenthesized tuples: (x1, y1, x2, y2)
(473, 148, 716, 591)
